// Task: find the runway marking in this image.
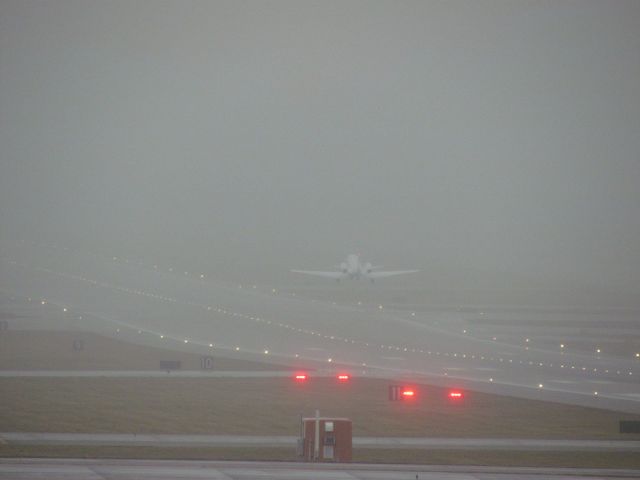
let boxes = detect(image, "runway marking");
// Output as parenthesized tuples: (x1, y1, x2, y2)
(615, 393, 640, 399)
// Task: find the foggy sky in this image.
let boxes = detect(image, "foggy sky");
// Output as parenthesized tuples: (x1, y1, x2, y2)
(1, 1, 639, 293)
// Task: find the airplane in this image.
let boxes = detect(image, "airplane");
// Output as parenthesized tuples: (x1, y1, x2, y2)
(291, 254, 418, 282)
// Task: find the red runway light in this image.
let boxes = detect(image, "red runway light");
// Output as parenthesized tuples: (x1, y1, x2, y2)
(401, 389, 415, 397)
(294, 374, 308, 381)
(448, 390, 463, 399)
(337, 374, 350, 381)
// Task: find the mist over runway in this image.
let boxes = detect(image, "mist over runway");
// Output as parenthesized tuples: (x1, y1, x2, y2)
(1, 241, 638, 413)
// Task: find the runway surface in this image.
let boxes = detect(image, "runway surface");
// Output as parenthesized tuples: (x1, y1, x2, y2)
(1, 241, 639, 413)
(1, 459, 639, 480)
(3, 433, 640, 451)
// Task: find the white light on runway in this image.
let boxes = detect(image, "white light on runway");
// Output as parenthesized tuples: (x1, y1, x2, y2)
(538, 384, 544, 388)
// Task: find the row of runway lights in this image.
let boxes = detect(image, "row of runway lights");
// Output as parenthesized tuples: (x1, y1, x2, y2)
(98, 251, 640, 363)
(26, 275, 637, 381)
(9, 297, 613, 397)
(12, 257, 640, 377)
(24, 253, 638, 364)
(7, 248, 639, 377)
(5, 296, 614, 397)
(13, 243, 640, 360)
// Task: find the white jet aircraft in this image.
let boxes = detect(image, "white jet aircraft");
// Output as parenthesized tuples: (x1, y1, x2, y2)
(292, 254, 418, 282)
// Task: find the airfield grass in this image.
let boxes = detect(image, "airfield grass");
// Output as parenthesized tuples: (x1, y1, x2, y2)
(2, 375, 640, 438)
(2, 329, 640, 468)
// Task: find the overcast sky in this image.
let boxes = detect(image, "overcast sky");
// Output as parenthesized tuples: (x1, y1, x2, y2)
(1, 1, 639, 293)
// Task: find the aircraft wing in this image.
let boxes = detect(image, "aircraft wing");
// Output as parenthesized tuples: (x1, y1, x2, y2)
(368, 270, 419, 279)
(291, 270, 345, 279)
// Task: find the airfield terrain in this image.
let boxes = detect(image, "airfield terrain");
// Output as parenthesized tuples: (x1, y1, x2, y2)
(1, 241, 638, 413)
(1, 241, 640, 469)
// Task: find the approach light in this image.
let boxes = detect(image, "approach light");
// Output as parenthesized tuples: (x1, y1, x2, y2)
(448, 390, 464, 399)
(294, 374, 308, 382)
(337, 374, 350, 382)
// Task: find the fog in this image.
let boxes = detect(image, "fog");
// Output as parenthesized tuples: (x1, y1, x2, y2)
(2, 0, 640, 303)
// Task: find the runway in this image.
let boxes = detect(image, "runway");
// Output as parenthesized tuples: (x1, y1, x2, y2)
(1, 241, 639, 413)
(1, 459, 639, 480)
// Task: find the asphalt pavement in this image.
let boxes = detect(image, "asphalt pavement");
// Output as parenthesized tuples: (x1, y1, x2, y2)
(1, 459, 639, 480)
(2, 433, 640, 451)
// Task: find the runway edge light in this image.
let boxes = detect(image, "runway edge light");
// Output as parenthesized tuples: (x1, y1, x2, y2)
(448, 390, 464, 401)
(389, 385, 417, 401)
